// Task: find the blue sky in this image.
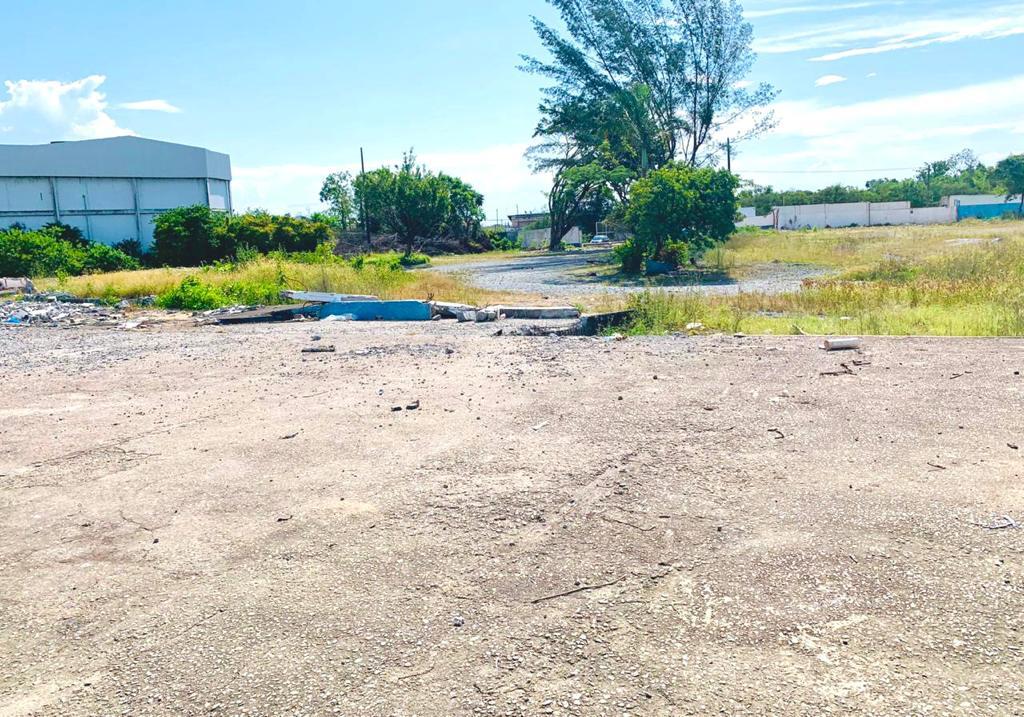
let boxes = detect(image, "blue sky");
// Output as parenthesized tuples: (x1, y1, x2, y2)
(1, 0, 1022, 219)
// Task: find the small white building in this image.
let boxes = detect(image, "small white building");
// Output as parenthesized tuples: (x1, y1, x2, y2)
(0, 136, 232, 247)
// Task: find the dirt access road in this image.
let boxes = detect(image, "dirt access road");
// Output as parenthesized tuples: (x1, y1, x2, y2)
(1, 322, 1023, 716)
(430, 249, 827, 299)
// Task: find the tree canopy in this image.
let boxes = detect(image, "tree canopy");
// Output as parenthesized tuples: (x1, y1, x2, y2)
(319, 171, 356, 230)
(522, 0, 773, 247)
(623, 163, 738, 271)
(738, 149, 1012, 214)
(351, 152, 486, 255)
(994, 154, 1024, 214)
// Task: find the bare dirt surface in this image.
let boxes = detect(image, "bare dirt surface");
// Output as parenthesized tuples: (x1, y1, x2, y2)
(430, 250, 829, 298)
(1, 322, 1023, 716)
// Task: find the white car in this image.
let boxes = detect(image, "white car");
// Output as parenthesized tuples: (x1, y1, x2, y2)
(590, 235, 611, 245)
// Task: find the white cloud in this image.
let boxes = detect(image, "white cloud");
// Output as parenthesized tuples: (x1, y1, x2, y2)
(754, 7, 1024, 60)
(745, 2, 891, 19)
(0, 75, 134, 140)
(232, 143, 551, 220)
(737, 75, 1024, 188)
(119, 99, 182, 113)
(815, 74, 847, 87)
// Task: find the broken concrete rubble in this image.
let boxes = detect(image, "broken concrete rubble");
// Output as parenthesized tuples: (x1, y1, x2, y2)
(1, 299, 125, 327)
(455, 308, 498, 323)
(0, 278, 35, 295)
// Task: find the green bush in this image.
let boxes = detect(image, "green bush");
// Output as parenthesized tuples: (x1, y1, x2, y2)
(152, 206, 332, 267)
(624, 163, 738, 272)
(613, 239, 645, 274)
(156, 276, 227, 310)
(0, 225, 138, 277)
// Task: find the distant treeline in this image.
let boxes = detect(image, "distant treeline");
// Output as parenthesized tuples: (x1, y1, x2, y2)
(739, 149, 1014, 215)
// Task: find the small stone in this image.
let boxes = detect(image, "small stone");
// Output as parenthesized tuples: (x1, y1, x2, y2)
(452, 615, 465, 627)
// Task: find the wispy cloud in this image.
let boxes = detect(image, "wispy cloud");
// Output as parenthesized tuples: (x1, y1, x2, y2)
(815, 74, 847, 87)
(745, 2, 891, 19)
(754, 6, 1024, 60)
(118, 99, 182, 113)
(738, 75, 1024, 186)
(0, 75, 134, 140)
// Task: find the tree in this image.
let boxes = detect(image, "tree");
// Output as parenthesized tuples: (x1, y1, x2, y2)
(624, 163, 737, 271)
(994, 154, 1024, 215)
(319, 171, 356, 230)
(353, 152, 452, 256)
(438, 173, 485, 242)
(522, 0, 775, 241)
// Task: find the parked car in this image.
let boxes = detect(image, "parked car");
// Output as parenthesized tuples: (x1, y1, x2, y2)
(590, 234, 611, 245)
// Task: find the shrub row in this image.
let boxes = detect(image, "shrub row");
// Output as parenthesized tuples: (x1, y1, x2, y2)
(0, 224, 139, 278)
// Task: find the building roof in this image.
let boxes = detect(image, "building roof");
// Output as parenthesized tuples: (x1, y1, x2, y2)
(0, 136, 231, 181)
(508, 211, 549, 221)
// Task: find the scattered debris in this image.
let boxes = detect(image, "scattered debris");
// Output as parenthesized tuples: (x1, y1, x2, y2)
(406, 400, 420, 411)
(301, 345, 336, 354)
(280, 432, 300, 440)
(1, 299, 126, 326)
(1009, 443, 1020, 451)
(276, 515, 293, 523)
(821, 337, 863, 352)
(531, 575, 626, 604)
(820, 363, 857, 377)
(532, 421, 550, 431)
(685, 322, 704, 332)
(970, 516, 1019, 531)
(769, 428, 786, 440)
(451, 615, 465, 628)
(950, 371, 974, 380)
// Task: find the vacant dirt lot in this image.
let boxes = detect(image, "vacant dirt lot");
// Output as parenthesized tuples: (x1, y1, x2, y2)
(1, 322, 1022, 716)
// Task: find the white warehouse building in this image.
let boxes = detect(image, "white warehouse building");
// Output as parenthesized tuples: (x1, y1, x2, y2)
(0, 136, 231, 248)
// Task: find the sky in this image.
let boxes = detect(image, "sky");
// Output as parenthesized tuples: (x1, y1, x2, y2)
(1, 0, 1022, 220)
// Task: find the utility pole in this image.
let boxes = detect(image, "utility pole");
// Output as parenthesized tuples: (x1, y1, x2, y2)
(726, 138, 732, 173)
(360, 148, 371, 252)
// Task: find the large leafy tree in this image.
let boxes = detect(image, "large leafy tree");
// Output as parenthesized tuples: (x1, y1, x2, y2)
(353, 152, 453, 256)
(625, 163, 738, 269)
(994, 154, 1024, 214)
(522, 0, 774, 247)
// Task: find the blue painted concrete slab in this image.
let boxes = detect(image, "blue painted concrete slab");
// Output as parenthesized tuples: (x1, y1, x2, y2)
(316, 300, 432, 322)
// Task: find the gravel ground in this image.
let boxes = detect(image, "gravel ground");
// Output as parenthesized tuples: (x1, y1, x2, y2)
(1, 322, 1023, 716)
(430, 250, 830, 298)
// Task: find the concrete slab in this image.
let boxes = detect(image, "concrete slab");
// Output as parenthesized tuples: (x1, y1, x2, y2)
(487, 306, 580, 320)
(317, 300, 432, 322)
(282, 290, 379, 303)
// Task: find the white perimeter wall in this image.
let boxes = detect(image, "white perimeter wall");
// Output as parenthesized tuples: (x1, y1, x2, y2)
(776, 201, 955, 230)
